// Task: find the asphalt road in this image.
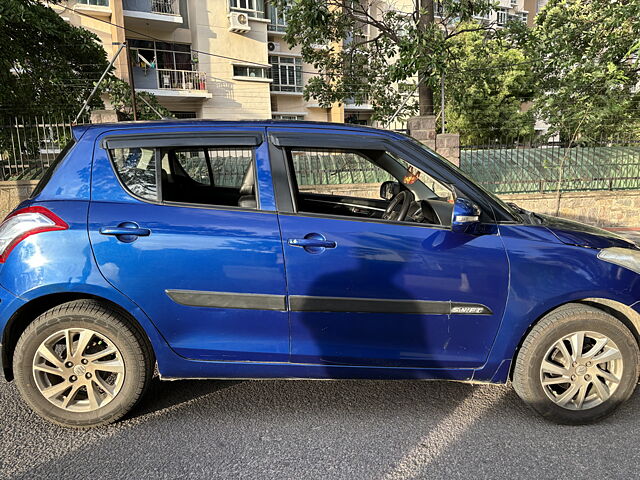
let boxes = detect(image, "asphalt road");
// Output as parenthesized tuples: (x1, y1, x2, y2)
(1, 375, 640, 480)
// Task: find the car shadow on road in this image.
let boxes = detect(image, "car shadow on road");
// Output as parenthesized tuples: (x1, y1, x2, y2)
(126, 377, 243, 420)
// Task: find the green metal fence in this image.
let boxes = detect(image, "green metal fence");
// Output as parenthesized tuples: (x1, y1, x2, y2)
(460, 141, 640, 194)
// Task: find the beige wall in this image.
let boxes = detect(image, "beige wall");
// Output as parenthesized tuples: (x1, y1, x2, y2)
(500, 190, 640, 228)
(192, 1, 271, 119)
(1, 180, 637, 229)
(0, 182, 39, 219)
(53, 1, 127, 80)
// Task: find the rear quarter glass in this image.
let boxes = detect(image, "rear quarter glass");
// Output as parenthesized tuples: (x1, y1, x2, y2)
(29, 140, 75, 200)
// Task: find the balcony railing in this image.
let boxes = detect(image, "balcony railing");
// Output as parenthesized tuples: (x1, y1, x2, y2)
(123, 0, 179, 16)
(157, 69, 207, 91)
(151, 0, 178, 15)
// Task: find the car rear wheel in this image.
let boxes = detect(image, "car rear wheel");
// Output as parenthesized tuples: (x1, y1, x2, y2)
(13, 300, 153, 427)
(513, 304, 640, 424)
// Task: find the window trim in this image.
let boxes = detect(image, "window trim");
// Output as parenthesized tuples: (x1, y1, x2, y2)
(101, 132, 263, 149)
(267, 129, 514, 223)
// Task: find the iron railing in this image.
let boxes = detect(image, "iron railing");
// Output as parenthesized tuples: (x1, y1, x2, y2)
(157, 69, 207, 91)
(151, 0, 178, 15)
(460, 139, 640, 194)
(0, 116, 87, 181)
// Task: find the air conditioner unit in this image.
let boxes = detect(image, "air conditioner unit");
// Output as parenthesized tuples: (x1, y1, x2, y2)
(267, 41, 281, 52)
(228, 11, 251, 33)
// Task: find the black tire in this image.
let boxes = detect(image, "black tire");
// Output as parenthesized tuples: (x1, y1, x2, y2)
(13, 300, 154, 428)
(513, 303, 640, 425)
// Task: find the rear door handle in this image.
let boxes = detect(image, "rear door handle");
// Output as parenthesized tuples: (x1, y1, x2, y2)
(99, 222, 150, 243)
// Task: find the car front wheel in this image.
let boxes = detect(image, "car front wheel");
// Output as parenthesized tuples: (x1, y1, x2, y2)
(13, 300, 153, 427)
(513, 303, 640, 424)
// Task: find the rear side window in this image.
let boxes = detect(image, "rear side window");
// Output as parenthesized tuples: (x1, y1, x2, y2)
(30, 141, 75, 199)
(108, 144, 256, 209)
(110, 147, 157, 201)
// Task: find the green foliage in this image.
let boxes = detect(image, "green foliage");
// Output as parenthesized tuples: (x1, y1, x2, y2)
(529, 0, 640, 142)
(279, 0, 497, 122)
(101, 78, 173, 121)
(439, 24, 535, 144)
(0, 0, 109, 121)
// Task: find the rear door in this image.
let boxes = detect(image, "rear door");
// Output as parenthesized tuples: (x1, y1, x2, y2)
(88, 127, 289, 362)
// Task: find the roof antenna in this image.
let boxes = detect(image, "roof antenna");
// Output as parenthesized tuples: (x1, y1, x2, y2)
(73, 42, 127, 125)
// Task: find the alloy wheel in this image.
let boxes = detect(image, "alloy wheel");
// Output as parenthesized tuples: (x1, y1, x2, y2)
(32, 328, 125, 412)
(539, 330, 623, 410)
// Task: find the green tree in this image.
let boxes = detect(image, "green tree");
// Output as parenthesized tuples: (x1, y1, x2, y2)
(438, 24, 535, 144)
(0, 0, 109, 121)
(530, 0, 640, 142)
(102, 78, 173, 121)
(278, 0, 497, 124)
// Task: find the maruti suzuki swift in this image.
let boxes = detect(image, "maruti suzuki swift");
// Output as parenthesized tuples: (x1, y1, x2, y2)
(1, 120, 639, 427)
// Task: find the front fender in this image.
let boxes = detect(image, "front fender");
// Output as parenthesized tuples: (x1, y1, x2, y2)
(474, 224, 640, 382)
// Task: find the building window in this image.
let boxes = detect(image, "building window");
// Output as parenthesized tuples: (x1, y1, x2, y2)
(77, 0, 109, 5)
(272, 114, 304, 121)
(230, 0, 265, 18)
(434, 1, 444, 17)
(496, 7, 509, 26)
(270, 56, 303, 93)
(171, 111, 197, 119)
(233, 65, 270, 79)
(268, 1, 289, 32)
(519, 11, 528, 23)
(128, 39, 193, 71)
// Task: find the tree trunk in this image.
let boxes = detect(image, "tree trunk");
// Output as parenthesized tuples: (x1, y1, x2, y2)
(418, 0, 435, 116)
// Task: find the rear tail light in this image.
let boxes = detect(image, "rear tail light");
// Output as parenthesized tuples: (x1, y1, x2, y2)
(0, 206, 68, 263)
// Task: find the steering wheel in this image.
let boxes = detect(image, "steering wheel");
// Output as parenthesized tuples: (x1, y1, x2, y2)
(382, 190, 415, 222)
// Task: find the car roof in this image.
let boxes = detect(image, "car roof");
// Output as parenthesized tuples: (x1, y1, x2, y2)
(71, 119, 407, 141)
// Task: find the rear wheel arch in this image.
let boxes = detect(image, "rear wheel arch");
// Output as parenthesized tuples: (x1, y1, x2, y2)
(2, 292, 155, 381)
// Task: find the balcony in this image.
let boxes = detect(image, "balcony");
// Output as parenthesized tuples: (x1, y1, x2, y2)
(344, 96, 373, 112)
(123, 0, 183, 29)
(132, 67, 212, 98)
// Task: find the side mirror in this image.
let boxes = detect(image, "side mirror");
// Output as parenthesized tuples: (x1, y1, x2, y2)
(452, 197, 481, 233)
(380, 181, 401, 200)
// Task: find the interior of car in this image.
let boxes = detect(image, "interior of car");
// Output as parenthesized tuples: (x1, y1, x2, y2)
(160, 147, 256, 208)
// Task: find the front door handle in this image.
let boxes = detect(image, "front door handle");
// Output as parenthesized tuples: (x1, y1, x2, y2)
(99, 222, 150, 243)
(288, 233, 336, 253)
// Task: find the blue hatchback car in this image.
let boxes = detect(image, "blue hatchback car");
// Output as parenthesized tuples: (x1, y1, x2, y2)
(1, 120, 639, 427)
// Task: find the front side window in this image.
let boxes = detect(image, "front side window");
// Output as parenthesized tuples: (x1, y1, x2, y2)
(109, 145, 256, 209)
(286, 147, 454, 226)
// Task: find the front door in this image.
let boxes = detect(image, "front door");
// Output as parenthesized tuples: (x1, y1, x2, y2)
(270, 128, 509, 369)
(88, 127, 289, 362)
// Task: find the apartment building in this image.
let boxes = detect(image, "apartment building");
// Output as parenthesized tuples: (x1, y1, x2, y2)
(52, 0, 341, 122)
(54, 0, 536, 125)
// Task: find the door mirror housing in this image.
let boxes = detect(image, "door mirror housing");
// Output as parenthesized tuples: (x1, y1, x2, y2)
(452, 198, 481, 233)
(380, 181, 401, 200)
